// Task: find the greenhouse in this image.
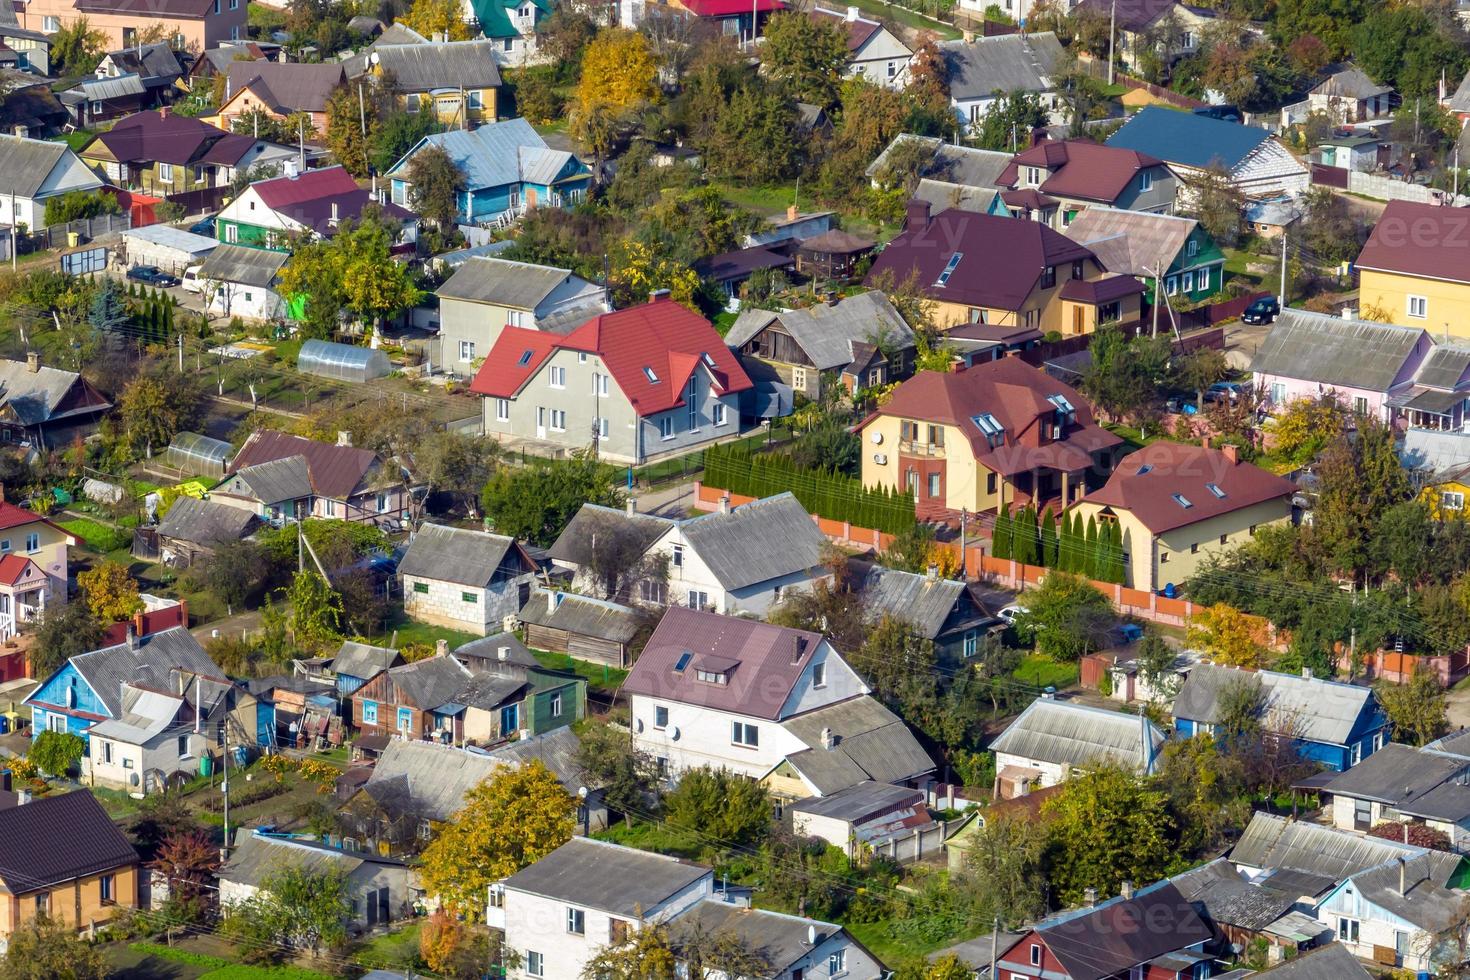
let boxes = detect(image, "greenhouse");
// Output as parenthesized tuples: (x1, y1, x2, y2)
(163, 432, 234, 478)
(297, 340, 392, 383)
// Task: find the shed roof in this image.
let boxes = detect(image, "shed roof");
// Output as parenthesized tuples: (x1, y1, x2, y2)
(123, 223, 220, 257)
(330, 641, 402, 682)
(155, 496, 257, 547)
(397, 522, 529, 589)
(780, 695, 936, 793)
(1174, 663, 1379, 746)
(1250, 308, 1426, 392)
(364, 739, 498, 822)
(517, 589, 641, 643)
(198, 243, 287, 289)
(501, 838, 710, 915)
(0, 790, 138, 892)
(436, 256, 576, 308)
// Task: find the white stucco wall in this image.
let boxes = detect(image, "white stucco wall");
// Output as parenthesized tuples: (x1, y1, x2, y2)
(629, 694, 807, 778)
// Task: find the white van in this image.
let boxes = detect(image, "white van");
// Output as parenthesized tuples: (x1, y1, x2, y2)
(181, 265, 204, 293)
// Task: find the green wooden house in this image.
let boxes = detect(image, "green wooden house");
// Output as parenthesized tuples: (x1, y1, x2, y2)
(1063, 207, 1226, 305)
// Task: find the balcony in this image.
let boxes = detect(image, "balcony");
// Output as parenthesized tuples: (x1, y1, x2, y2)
(899, 439, 945, 457)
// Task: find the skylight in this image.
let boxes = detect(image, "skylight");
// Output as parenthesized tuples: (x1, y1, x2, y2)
(517, 350, 533, 366)
(1137, 464, 1153, 475)
(935, 252, 964, 287)
(971, 413, 1003, 437)
(702, 352, 717, 368)
(1172, 493, 1194, 509)
(1206, 483, 1226, 499)
(643, 366, 659, 383)
(674, 652, 692, 672)
(1047, 394, 1075, 413)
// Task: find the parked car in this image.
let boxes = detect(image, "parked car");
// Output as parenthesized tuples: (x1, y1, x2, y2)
(1242, 297, 1280, 324)
(188, 216, 215, 237)
(181, 266, 204, 293)
(126, 265, 181, 287)
(1205, 381, 1245, 404)
(998, 604, 1028, 624)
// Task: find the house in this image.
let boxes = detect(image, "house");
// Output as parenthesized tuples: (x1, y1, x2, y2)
(995, 881, 1214, 980)
(398, 522, 537, 636)
(188, 40, 273, 88)
(1357, 201, 1470, 339)
(0, 790, 140, 947)
(1316, 133, 1382, 172)
(1107, 106, 1310, 198)
(1169, 859, 1331, 962)
(459, 665, 585, 749)
(194, 243, 289, 321)
(120, 225, 219, 278)
(725, 290, 914, 399)
(675, 901, 884, 980)
(1246, 198, 1303, 239)
(448, 631, 538, 675)
(1403, 426, 1470, 517)
(692, 246, 795, 308)
(549, 493, 830, 616)
(151, 496, 259, 567)
(744, 207, 837, 250)
(1073, 0, 1214, 67)
(1308, 65, 1394, 123)
(61, 73, 151, 128)
(464, 0, 553, 66)
(1250, 308, 1431, 418)
(387, 119, 591, 227)
(0, 352, 112, 449)
(220, 829, 413, 929)
(17, 0, 246, 55)
(1388, 341, 1470, 435)
(0, 499, 74, 639)
(764, 693, 936, 801)
(213, 429, 409, 526)
(516, 589, 642, 670)
(667, 0, 785, 45)
(351, 654, 474, 742)
(0, 134, 105, 230)
(1068, 443, 1296, 593)
(80, 109, 294, 196)
(943, 786, 1063, 874)
(865, 202, 1145, 333)
(95, 43, 185, 104)
(793, 229, 874, 280)
(435, 255, 607, 371)
(940, 32, 1065, 134)
(998, 139, 1178, 228)
(810, 5, 911, 88)
(1316, 851, 1467, 973)
(1248, 944, 1373, 979)
(359, 39, 502, 126)
(0, 5, 51, 76)
(1174, 663, 1390, 771)
(790, 781, 940, 861)
(216, 60, 345, 135)
(0, 80, 69, 139)
(855, 359, 1124, 521)
(851, 561, 994, 666)
(1311, 742, 1470, 852)
(215, 165, 415, 250)
(1061, 207, 1224, 304)
(1229, 810, 1427, 883)
(866, 135, 1012, 196)
(491, 838, 713, 980)
(989, 699, 1164, 799)
(327, 641, 404, 697)
(469, 294, 754, 465)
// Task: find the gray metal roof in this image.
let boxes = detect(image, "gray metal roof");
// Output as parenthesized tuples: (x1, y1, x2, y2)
(230, 455, 312, 505)
(725, 291, 913, 373)
(45, 626, 225, 718)
(90, 686, 184, 743)
(517, 589, 641, 643)
(198, 243, 287, 289)
(789, 779, 923, 821)
(71, 72, 145, 100)
(222, 831, 366, 888)
(156, 496, 256, 547)
(1346, 850, 1465, 933)
(1314, 742, 1467, 806)
(781, 695, 936, 794)
(547, 504, 673, 567)
(989, 699, 1164, 772)
(371, 39, 501, 92)
(0, 357, 94, 426)
(1250, 308, 1426, 392)
(1414, 344, 1470, 390)
(941, 32, 1064, 102)
(381, 654, 473, 711)
(866, 134, 1013, 189)
(1229, 812, 1423, 877)
(911, 178, 1002, 215)
(364, 739, 499, 822)
(123, 224, 220, 257)
(398, 522, 523, 589)
(437, 256, 575, 309)
(1062, 208, 1199, 278)
(851, 562, 965, 640)
(1310, 65, 1392, 99)
(501, 838, 710, 915)
(388, 119, 570, 192)
(679, 492, 826, 592)
(455, 673, 526, 710)
(330, 641, 402, 682)
(484, 726, 591, 794)
(1250, 943, 1371, 980)
(676, 901, 848, 973)
(452, 632, 538, 670)
(1401, 427, 1470, 480)
(1169, 858, 1296, 932)
(0, 134, 73, 200)
(1173, 663, 1377, 746)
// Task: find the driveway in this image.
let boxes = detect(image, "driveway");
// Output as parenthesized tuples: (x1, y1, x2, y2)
(1446, 683, 1470, 730)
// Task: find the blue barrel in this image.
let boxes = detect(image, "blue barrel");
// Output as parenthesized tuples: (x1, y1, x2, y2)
(234, 746, 248, 768)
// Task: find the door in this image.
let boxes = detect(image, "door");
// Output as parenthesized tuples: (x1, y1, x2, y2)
(378, 886, 390, 924)
(1072, 306, 1084, 335)
(536, 407, 546, 439)
(526, 187, 538, 208)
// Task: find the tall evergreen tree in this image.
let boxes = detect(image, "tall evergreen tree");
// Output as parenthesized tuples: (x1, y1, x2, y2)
(1084, 516, 1098, 580)
(992, 510, 1013, 561)
(1040, 505, 1058, 568)
(1014, 505, 1038, 565)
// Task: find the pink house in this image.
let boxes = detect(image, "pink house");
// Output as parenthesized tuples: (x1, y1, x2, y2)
(1250, 308, 1431, 421)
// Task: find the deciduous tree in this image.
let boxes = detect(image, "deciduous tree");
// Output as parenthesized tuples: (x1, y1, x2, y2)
(575, 722, 658, 825)
(663, 766, 772, 853)
(1187, 603, 1263, 668)
(2, 913, 106, 980)
(1043, 767, 1176, 906)
(1014, 572, 1114, 661)
(480, 449, 624, 546)
(576, 29, 658, 113)
(1379, 669, 1449, 747)
(287, 569, 343, 647)
(1186, 164, 1245, 247)
(958, 811, 1048, 927)
(78, 559, 143, 625)
(29, 730, 85, 777)
(760, 11, 849, 107)
(150, 828, 222, 923)
(420, 910, 510, 979)
(31, 600, 103, 679)
(222, 864, 351, 960)
(401, 0, 475, 40)
(405, 144, 467, 231)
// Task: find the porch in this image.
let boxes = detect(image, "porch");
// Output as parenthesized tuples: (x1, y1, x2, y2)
(0, 585, 47, 643)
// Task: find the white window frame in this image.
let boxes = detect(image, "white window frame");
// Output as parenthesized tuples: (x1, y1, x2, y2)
(549, 365, 566, 389)
(713, 403, 727, 426)
(527, 951, 544, 977)
(659, 416, 675, 440)
(593, 373, 608, 396)
(813, 662, 826, 688)
(732, 721, 758, 747)
(1442, 490, 1465, 511)
(565, 907, 584, 935)
(828, 949, 846, 976)
(158, 163, 174, 182)
(25, 533, 38, 553)
(459, 340, 476, 362)
(1408, 295, 1428, 319)
(550, 409, 566, 432)
(495, 399, 510, 422)
(1139, 170, 1152, 192)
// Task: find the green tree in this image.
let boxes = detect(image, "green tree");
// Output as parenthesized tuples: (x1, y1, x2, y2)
(480, 449, 623, 546)
(277, 210, 420, 339)
(1216, 674, 1266, 742)
(222, 864, 352, 961)
(1043, 767, 1176, 905)
(1312, 416, 1412, 583)
(368, 109, 444, 175)
(1013, 505, 1038, 565)
(30, 601, 104, 679)
(1014, 571, 1113, 661)
(30, 730, 85, 777)
(415, 430, 501, 518)
(1379, 670, 1449, 747)
(850, 614, 936, 703)
(1185, 164, 1245, 247)
(405, 144, 467, 231)
(663, 766, 772, 852)
(957, 811, 1048, 927)
(287, 570, 343, 647)
(77, 559, 142, 624)
(760, 11, 850, 106)
(49, 17, 107, 76)
(1176, 348, 1229, 411)
(575, 722, 658, 826)
(703, 83, 801, 185)
(1349, 6, 1468, 99)
(201, 539, 268, 616)
(974, 91, 1047, 152)
(2, 913, 106, 980)
(1135, 630, 1178, 702)
(1156, 735, 1249, 854)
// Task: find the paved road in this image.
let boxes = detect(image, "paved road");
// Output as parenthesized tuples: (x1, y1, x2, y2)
(190, 608, 263, 644)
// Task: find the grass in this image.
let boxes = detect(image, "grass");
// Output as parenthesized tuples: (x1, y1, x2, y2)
(352, 922, 424, 974)
(60, 516, 131, 552)
(366, 614, 481, 652)
(1012, 653, 1080, 691)
(1103, 422, 1160, 452)
(846, 918, 972, 968)
(847, 0, 962, 38)
(52, 130, 96, 152)
(90, 785, 144, 819)
(595, 818, 705, 860)
(112, 943, 336, 980)
(531, 649, 628, 693)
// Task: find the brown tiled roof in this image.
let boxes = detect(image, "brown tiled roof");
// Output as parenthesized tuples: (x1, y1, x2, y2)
(1057, 274, 1146, 303)
(999, 139, 1165, 204)
(1356, 200, 1470, 286)
(228, 430, 385, 499)
(797, 229, 874, 255)
(809, 5, 881, 51)
(1081, 443, 1295, 534)
(0, 791, 139, 893)
(226, 61, 345, 114)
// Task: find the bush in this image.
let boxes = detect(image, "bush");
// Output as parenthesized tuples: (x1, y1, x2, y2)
(703, 442, 915, 535)
(43, 190, 120, 226)
(30, 729, 85, 776)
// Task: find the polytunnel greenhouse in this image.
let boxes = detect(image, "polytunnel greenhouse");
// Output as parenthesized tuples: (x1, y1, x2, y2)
(164, 432, 234, 478)
(297, 339, 392, 383)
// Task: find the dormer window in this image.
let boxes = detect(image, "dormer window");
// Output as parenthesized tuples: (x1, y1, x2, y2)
(1187, 239, 1199, 257)
(1025, 166, 1042, 186)
(1040, 265, 1056, 289)
(702, 352, 716, 368)
(1137, 464, 1153, 475)
(696, 669, 728, 685)
(971, 413, 1004, 448)
(1139, 170, 1153, 193)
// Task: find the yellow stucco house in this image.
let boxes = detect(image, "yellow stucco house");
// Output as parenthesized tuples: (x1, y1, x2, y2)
(1357, 201, 1470, 338)
(1068, 443, 1296, 593)
(1403, 428, 1470, 520)
(363, 39, 502, 127)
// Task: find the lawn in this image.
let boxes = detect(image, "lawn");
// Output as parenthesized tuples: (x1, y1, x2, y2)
(849, 0, 961, 38)
(52, 130, 97, 153)
(352, 922, 424, 975)
(845, 918, 975, 969)
(1103, 422, 1160, 452)
(60, 516, 131, 553)
(108, 942, 336, 980)
(596, 817, 705, 860)
(1012, 653, 1079, 691)
(367, 615, 481, 652)
(532, 649, 628, 693)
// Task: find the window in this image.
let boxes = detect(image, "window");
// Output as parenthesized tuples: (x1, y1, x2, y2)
(644, 366, 659, 383)
(732, 722, 759, 747)
(1181, 271, 1194, 293)
(963, 631, 979, 657)
(177, 735, 189, 758)
(1206, 483, 1226, 499)
(713, 403, 727, 426)
(100, 873, 114, 903)
(462, 591, 476, 603)
(0, 540, 10, 553)
(550, 410, 566, 432)
(688, 591, 710, 611)
(508, 310, 527, 328)
(792, 367, 808, 390)
(1181, 30, 1194, 47)
(1099, 301, 1121, 323)
(659, 416, 675, 440)
(212, 0, 219, 12)
(868, 368, 882, 387)
(398, 706, 413, 732)
(641, 580, 667, 604)
(35, 894, 47, 915)
(1198, 266, 1211, 292)
(225, 224, 238, 243)
(503, 37, 514, 51)
(987, 472, 997, 495)
(47, 712, 66, 733)
(1160, 552, 1169, 564)
(595, 417, 609, 439)
(1442, 491, 1465, 511)
(1353, 396, 1368, 415)
(459, 340, 476, 362)
(671, 544, 683, 568)
(159, 163, 174, 182)
(654, 705, 669, 729)
(495, 399, 510, 422)
(1071, 261, 1084, 280)
(1187, 239, 1199, 257)
(593, 373, 608, 396)
(467, 90, 482, 110)
(1165, 275, 1178, 295)
(928, 472, 941, 498)
(1172, 493, 1193, 509)
(550, 692, 563, 716)
(828, 949, 846, 976)
(1219, 533, 1228, 545)
(406, 93, 421, 113)
(813, 662, 826, 688)
(1190, 543, 1199, 554)
(1024, 166, 1041, 186)
(102, 741, 113, 764)
(527, 952, 544, 977)
(578, 352, 588, 364)
(1338, 917, 1360, 943)
(927, 425, 944, 448)
(1408, 295, 1428, 319)
(566, 907, 585, 935)
(1040, 265, 1056, 289)
(363, 700, 378, 725)
(688, 400, 698, 431)
(43, 15, 59, 30)
(413, 582, 430, 594)
(887, 60, 897, 78)
(1139, 170, 1152, 192)
(549, 366, 566, 388)
(935, 252, 963, 287)
(1030, 945, 1041, 966)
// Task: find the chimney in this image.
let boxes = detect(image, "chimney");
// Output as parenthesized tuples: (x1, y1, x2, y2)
(1120, 881, 1134, 901)
(926, 563, 938, 582)
(126, 623, 139, 651)
(786, 205, 799, 222)
(1084, 887, 1097, 907)
(25, 351, 38, 373)
(133, 609, 146, 639)
(626, 497, 637, 516)
(1302, 666, 1312, 680)
(1030, 127, 1050, 148)
(846, 4, 858, 19)
(821, 726, 836, 749)
(1201, 435, 1211, 450)
(1222, 444, 1239, 465)
(330, 201, 339, 223)
(961, 29, 975, 42)
(1342, 307, 1354, 320)
(159, 105, 170, 119)
(719, 494, 731, 515)
(497, 645, 509, 661)
(337, 430, 352, 447)
(435, 638, 448, 657)
(649, 289, 671, 303)
(905, 199, 931, 235)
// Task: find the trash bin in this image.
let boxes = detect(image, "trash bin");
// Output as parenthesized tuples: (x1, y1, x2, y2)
(66, 231, 80, 248)
(199, 755, 213, 777)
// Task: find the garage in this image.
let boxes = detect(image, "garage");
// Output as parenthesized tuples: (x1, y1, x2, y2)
(121, 224, 218, 276)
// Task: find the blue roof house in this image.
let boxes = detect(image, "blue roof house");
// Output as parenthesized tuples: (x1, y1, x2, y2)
(1172, 663, 1390, 771)
(1106, 106, 1309, 198)
(385, 118, 591, 226)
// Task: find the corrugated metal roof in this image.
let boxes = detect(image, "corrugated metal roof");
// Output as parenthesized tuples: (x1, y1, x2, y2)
(124, 223, 220, 257)
(222, 831, 366, 888)
(1248, 943, 1371, 980)
(989, 699, 1163, 772)
(726, 290, 913, 373)
(198, 243, 287, 289)
(371, 39, 501, 92)
(1229, 812, 1422, 877)
(501, 838, 710, 915)
(518, 589, 641, 643)
(230, 455, 312, 505)
(941, 33, 1064, 102)
(365, 739, 497, 822)
(436, 256, 573, 309)
(73, 72, 146, 100)
(1170, 858, 1297, 932)
(1173, 663, 1377, 746)
(391, 119, 565, 191)
(0, 134, 71, 198)
(679, 902, 846, 974)
(90, 686, 184, 743)
(397, 522, 525, 588)
(1250, 308, 1426, 393)
(330, 641, 402, 682)
(1062, 207, 1199, 277)
(851, 562, 966, 640)
(37, 626, 225, 718)
(1345, 850, 1465, 932)
(679, 492, 826, 591)
(781, 695, 936, 794)
(155, 496, 256, 546)
(790, 779, 922, 821)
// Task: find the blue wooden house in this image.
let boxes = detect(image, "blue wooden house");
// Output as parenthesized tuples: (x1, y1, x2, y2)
(328, 641, 404, 697)
(1315, 851, 1466, 974)
(1173, 664, 1390, 771)
(385, 118, 591, 226)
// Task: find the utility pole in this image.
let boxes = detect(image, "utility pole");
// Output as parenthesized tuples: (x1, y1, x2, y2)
(297, 116, 305, 174)
(1151, 268, 1161, 337)
(221, 718, 231, 863)
(1107, 0, 1117, 86)
(177, 332, 184, 373)
(357, 82, 366, 140)
(1278, 233, 1287, 305)
(989, 915, 1000, 980)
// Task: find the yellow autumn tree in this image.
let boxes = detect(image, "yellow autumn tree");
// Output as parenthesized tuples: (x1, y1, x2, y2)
(419, 759, 576, 916)
(1187, 602, 1263, 669)
(78, 560, 143, 626)
(575, 29, 658, 114)
(608, 240, 699, 311)
(401, 0, 476, 41)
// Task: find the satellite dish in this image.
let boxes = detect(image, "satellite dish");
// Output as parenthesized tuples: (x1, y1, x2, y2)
(670, 725, 680, 741)
(806, 925, 816, 945)
(634, 718, 644, 733)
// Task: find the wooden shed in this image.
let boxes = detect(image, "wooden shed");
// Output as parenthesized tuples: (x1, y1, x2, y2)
(517, 589, 641, 669)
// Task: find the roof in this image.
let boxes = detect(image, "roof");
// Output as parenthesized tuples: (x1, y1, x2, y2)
(1250, 308, 1426, 392)
(1451, 69, 1470, 114)
(451, 632, 539, 670)
(1403, 428, 1470, 481)
(376, 655, 472, 711)
(0, 500, 65, 534)
(1415, 344, 1470, 390)
(780, 695, 936, 793)
(1002, 140, 1165, 204)
(1311, 65, 1393, 99)
(790, 779, 924, 821)
(35, 626, 224, 719)
(0, 356, 104, 426)
(68, 72, 146, 101)
(1107, 106, 1272, 172)
(518, 589, 641, 644)
(229, 430, 388, 500)
(809, 5, 885, 51)
(501, 838, 710, 915)
(1357, 200, 1470, 285)
(1031, 882, 1213, 980)
(226, 61, 344, 113)
(222, 831, 384, 888)
(1081, 443, 1295, 535)
(390, 120, 574, 193)
(330, 641, 402, 682)
(865, 207, 1094, 312)
(1250, 944, 1372, 980)
(679, 0, 784, 14)
(229, 455, 312, 505)
(797, 229, 874, 255)
(103, 43, 183, 84)
(483, 726, 593, 795)
(677, 901, 852, 973)
(436, 256, 576, 308)
(363, 738, 497, 822)
(1056, 275, 1147, 304)
(398, 522, 528, 589)
(678, 493, 826, 592)
(0, 134, 72, 199)
(123, 224, 220, 257)
(1074, 0, 1177, 31)
(197, 243, 287, 289)
(1315, 742, 1470, 823)
(911, 178, 1002, 215)
(624, 607, 829, 721)
(370, 40, 502, 92)
(1176, 664, 1380, 746)
(1229, 811, 1422, 878)
(1062, 207, 1200, 276)
(1169, 858, 1297, 932)
(990, 699, 1164, 772)
(726, 291, 913, 373)
(692, 245, 793, 283)
(86, 110, 268, 168)
(850, 562, 967, 639)
(90, 685, 185, 743)
(0, 791, 138, 892)
(470, 296, 753, 414)
(74, 0, 211, 14)
(155, 496, 256, 546)
(941, 32, 1064, 102)
(547, 504, 673, 567)
(247, 165, 412, 234)
(1344, 850, 1466, 933)
(866, 134, 1013, 189)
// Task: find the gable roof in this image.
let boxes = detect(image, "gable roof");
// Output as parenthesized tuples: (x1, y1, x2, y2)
(0, 790, 138, 892)
(371, 39, 502, 92)
(1169, 858, 1299, 933)
(851, 561, 967, 640)
(1229, 811, 1424, 878)
(779, 695, 935, 793)
(397, 522, 530, 589)
(941, 32, 1064, 102)
(676, 901, 855, 973)
(0, 134, 76, 199)
(1081, 443, 1294, 535)
(74, 0, 212, 15)
(102, 43, 184, 86)
(228, 455, 312, 505)
(1251, 943, 1373, 979)
(221, 830, 396, 888)
(1338, 850, 1466, 933)
(39, 626, 225, 718)
(679, 493, 826, 592)
(866, 134, 1013, 189)
(1002, 140, 1165, 204)
(229, 429, 389, 500)
(1250, 308, 1426, 392)
(1107, 106, 1272, 172)
(1061, 207, 1200, 276)
(0, 356, 109, 426)
(725, 290, 913, 373)
(85, 110, 269, 168)
(363, 739, 498, 822)
(518, 589, 642, 644)
(470, 296, 753, 414)
(624, 607, 833, 721)
(1357, 200, 1470, 285)
(809, 5, 885, 52)
(1414, 344, 1470, 390)
(865, 207, 1094, 311)
(246, 165, 412, 234)
(389, 120, 575, 192)
(501, 837, 710, 915)
(548, 504, 675, 567)
(1174, 663, 1380, 746)
(90, 685, 186, 743)
(451, 632, 539, 670)
(155, 496, 258, 546)
(374, 654, 472, 711)
(197, 243, 288, 289)
(436, 255, 578, 308)
(330, 641, 403, 682)
(1313, 742, 1470, 823)
(990, 699, 1164, 772)
(226, 61, 344, 114)
(483, 726, 593, 794)
(1029, 881, 1213, 980)
(1310, 64, 1392, 99)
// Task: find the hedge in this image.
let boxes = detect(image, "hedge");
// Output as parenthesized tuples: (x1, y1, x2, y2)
(993, 507, 1126, 584)
(702, 442, 916, 536)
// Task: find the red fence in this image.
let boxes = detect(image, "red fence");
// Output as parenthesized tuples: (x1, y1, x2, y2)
(1311, 163, 1349, 189)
